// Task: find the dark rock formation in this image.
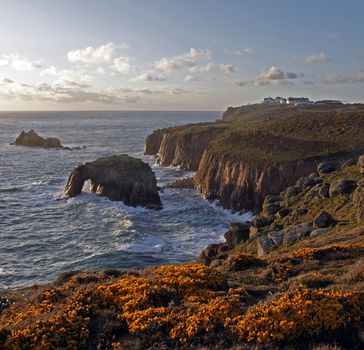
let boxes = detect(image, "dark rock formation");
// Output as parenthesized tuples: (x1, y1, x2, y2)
(224, 222, 250, 246)
(329, 179, 357, 197)
(257, 235, 275, 257)
(196, 243, 229, 265)
(64, 155, 162, 209)
(12, 129, 62, 148)
(313, 211, 336, 228)
(317, 162, 336, 175)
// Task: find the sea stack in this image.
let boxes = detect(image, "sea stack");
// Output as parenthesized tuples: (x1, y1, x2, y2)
(64, 154, 162, 209)
(12, 129, 63, 148)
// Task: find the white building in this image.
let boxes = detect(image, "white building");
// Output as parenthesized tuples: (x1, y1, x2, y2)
(262, 96, 287, 105)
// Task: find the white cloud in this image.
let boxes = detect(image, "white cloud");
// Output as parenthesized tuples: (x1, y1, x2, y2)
(41, 65, 92, 83)
(154, 57, 183, 72)
(154, 48, 212, 73)
(130, 72, 166, 82)
(304, 52, 328, 64)
(188, 62, 214, 73)
(253, 66, 299, 85)
(112, 56, 137, 74)
(184, 75, 202, 82)
(220, 64, 238, 74)
(67, 42, 117, 63)
(0, 54, 42, 71)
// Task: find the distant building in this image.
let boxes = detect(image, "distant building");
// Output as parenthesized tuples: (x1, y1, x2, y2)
(286, 97, 310, 105)
(262, 96, 287, 105)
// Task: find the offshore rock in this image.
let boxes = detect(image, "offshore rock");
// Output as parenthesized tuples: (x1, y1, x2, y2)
(64, 154, 162, 209)
(12, 129, 62, 148)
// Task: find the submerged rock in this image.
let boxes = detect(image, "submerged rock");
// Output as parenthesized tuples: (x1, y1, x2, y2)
(12, 129, 62, 148)
(64, 154, 162, 209)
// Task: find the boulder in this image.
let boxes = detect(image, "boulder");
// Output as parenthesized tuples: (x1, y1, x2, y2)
(317, 162, 335, 175)
(263, 202, 281, 215)
(64, 154, 162, 209)
(296, 177, 315, 189)
(310, 228, 330, 238)
(270, 222, 283, 231)
(305, 187, 320, 201)
(263, 195, 281, 205)
(224, 226, 250, 246)
(282, 222, 313, 245)
(268, 231, 283, 246)
(284, 186, 300, 201)
(313, 211, 336, 228)
(308, 172, 319, 179)
(277, 207, 290, 218)
(329, 179, 357, 197)
(12, 129, 62, 148)
(257, 235, 275, 257)
(319, 183, 330, 198)
(229, 222, 251, 232)
(252, 217, 269, 228)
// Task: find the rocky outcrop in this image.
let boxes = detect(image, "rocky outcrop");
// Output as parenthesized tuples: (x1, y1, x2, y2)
(144, 125, 227, 171)
(64, 155, 162, 209)
(12, 129, 63, 148)
(195, 152, 348, 213)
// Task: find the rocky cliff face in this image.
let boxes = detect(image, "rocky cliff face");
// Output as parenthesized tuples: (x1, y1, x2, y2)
(195, 151, 348, 213)
(144, 126, 226, 171)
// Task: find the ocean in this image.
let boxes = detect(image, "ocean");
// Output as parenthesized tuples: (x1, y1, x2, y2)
(0, 111, 251, 289)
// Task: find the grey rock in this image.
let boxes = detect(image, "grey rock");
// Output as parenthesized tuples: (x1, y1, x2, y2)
(229, 222, 251, 232)
(313, 210, 336, 228)
(308, 172, 319, 179)
(282, 222, 313, 245)
(257, 235, 275, 257)
(268, 231, 283, 246)
(329, 179, 357, 197)
(318, 162, 336, 175)
(319, 183, 330, 198)
(197, 243, 229, 265)
(285, 186, 300, 200)
(296, 177, 315, 189)
(305, 187, 320, 201)
(263, 202, 281, 215)
(252, 217, 269, 228)
(277, 207, 291, 218)
(314, 177, 324, 185)
(310, 228, 330, 238)
(224, 229, 249, 246)
(263, 195, 282, 205)
(270, 222, 283, 231)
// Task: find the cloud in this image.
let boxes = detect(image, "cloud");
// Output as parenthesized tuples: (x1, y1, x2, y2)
(188, 62, 214, 73)
(224, 48, 254, 56)
(41, 65, 92, 83)
(67, 42, 117, 63)
(0, 54, 42, 71)
(154, 48, 212, 72)
(130, 72, 166, 82)
(220, 64, 238, 73)
(231, 79, 246, 87)
(184, 75, 202, 82)
(328, 32, 341, 40)
(112, 56, 137, 74)
(304, 52, 328, 64)
(323, 69, 364, 85)
(253, 66, 299, 85)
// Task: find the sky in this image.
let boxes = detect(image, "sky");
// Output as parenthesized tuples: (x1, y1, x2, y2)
(0, 0, 363, 111)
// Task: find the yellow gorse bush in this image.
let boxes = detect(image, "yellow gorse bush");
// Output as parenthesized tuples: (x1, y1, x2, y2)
(0, 263, 362, 349)
(233, 286, 362, 343)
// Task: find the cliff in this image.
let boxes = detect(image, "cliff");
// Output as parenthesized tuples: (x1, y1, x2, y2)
(144, 123, 227, 171)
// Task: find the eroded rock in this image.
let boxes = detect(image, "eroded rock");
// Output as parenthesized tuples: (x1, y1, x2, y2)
(257, 235, 275, 257)
(12, 129, 62, 148)
(329, 179, 357, 197)
(64, 154, 162, 209)
(313, 211, 336, 228)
